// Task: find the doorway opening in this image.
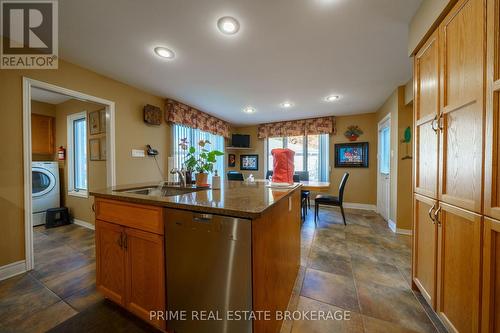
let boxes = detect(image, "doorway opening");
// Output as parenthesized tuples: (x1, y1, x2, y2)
(377, 114, 391, 222)
(23, 78, 116, 272)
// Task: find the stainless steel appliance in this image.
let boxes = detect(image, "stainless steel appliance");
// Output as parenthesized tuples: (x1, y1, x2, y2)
(165, 209, 253, 333)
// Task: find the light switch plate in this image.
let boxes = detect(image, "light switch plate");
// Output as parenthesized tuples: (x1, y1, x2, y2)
(132, 149, 145, 157)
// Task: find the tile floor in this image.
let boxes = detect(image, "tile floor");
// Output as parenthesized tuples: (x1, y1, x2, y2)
(0, 208, 444, 333)
(281, 207, 444, 333)
(0, 224, 101, 332)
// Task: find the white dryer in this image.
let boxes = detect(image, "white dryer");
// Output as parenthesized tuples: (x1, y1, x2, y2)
(32, 161, 60, 226)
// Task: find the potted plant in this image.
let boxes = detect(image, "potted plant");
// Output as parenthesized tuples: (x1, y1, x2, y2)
(180, 138, 224, 186)
(344, 125, 363, 141)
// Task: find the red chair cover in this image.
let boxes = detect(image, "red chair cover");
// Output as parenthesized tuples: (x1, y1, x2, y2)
(271, 148, 295, 183)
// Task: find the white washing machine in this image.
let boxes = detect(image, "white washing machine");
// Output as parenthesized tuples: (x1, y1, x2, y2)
(32, 161, 60, 226)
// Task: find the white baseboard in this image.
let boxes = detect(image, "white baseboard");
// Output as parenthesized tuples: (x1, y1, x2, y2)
(343, 202, 377, 211)
(387, 219, 413, 235)
(388, 219, 397, 233)
(0, 260, 27, 281)
(73, 218, 95, 230)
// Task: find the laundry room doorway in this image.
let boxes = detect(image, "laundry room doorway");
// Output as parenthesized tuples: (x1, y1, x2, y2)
(23, 78, 116, 273)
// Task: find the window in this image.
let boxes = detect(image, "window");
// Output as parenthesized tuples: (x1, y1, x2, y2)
(266, 134, 329, 181)
(379, 126, 390, 174)
(172, 124, 225, 176)
(67, 112, 88, 197)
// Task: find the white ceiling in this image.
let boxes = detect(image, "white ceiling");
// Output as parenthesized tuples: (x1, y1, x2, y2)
(31, 87, 72, 104)
(59, 0, 421, 125)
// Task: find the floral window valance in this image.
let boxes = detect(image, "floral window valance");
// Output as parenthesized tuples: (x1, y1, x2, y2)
(165, 99, 231, 138)
(257, 116, 336, 139)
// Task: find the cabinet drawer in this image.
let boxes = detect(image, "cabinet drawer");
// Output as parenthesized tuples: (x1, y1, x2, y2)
(95, 198, 164, 234)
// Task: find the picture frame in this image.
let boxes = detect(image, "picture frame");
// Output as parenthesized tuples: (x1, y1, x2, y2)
(240, 154, 258, 171)
(89, 138, 101, 161)
(99, 137, 107, 161)
(99, 109, 107, 133)
(228, 153, 236, 167)
(89, 110, 101, 135)
(143, 104, 162, 125)
(335, 142, 369, 168)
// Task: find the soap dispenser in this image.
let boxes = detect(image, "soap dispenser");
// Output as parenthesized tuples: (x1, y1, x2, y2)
(212, 170, 221, 189)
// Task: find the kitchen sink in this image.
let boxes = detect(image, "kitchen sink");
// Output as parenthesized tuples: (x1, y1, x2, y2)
(119, 186, 200, 197)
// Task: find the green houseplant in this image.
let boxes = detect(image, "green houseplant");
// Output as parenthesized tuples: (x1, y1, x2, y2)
(179, 138, 224, 186)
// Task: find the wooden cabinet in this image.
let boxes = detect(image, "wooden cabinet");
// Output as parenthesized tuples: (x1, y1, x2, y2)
(438, 0, 485, 213)
(95, 219, 126, 305)
(412, 194, 438, 309)
(436, 203, 482, 333)
(125, 227, 165, 327)
(95, 199, 165, 331)
(31, 114, 55, 155)
(414, 30, 440, 199)
(484, 0, 500, 220)
(482, 218, 500, 333)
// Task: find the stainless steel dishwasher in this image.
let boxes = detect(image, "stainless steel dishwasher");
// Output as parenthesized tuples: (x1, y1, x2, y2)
(165, 208, 253, 333)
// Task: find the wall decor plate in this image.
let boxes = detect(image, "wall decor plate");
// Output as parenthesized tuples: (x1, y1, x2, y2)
(144, 104, 162, 125)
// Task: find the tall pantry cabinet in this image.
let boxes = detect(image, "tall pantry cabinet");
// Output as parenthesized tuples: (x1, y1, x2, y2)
(412, 0, 499, 331)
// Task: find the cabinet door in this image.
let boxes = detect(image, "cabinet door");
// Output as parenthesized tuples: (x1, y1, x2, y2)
(482, 218, 500, 333)
(31, 114, 55, 155)
(95, 220, 126, 305)
(484, 0, 500, 219)
(438, 0, 485, 213)
(412, 194, 438, 309)
(436, 203, 482, 333)
(414, 30, 440, 199)
(124, 227, 165, 330)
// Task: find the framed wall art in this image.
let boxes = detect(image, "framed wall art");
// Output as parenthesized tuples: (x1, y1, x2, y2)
(334, 142, 369, 168)
(240, 154, 258, 171)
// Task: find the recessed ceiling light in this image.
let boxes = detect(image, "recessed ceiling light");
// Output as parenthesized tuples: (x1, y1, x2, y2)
(281, 101, 294, 108)
(154, 47, 175, 59)
(325, 95, 341, 102)
(217, 16, 240, 35)
(243, 106, 256, 114)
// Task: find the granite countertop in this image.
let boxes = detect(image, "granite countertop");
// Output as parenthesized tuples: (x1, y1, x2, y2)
(90, 181, 302, 219)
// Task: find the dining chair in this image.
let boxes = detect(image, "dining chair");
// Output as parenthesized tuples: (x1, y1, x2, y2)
(265, 170, 273, 180)
(314, 173, 349, 226)
(294, 171, 311, 210)
(227, 171, 244, 181)
(293, 174, 309, 219)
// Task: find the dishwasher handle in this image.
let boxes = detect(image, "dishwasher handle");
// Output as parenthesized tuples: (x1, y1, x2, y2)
(193, 213, 213, 224)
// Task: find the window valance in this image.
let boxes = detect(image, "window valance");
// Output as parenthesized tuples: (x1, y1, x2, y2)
(257, 116, 336, 139)
(165, 99, 231, 138)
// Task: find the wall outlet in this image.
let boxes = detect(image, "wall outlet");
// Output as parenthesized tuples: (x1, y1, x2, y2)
(132, 149, 145, 158)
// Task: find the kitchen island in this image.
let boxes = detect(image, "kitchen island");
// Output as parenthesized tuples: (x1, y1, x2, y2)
(91, 181, 302, 333)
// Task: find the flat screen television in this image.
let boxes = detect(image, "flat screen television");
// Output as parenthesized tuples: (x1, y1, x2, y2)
(231, 134, 250, 148)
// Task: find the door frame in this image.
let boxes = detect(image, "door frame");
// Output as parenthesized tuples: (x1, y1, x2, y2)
(23, 77, 116, 271)
(377, 113, 391, 222)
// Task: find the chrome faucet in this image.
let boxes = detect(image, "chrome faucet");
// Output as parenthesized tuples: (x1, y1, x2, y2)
(170, 168, 187, 187)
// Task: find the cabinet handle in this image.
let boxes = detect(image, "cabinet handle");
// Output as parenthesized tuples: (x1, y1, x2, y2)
(434, 206, 442, 226)
(92, 203, 95, 212)
(431, 115, 438, 133)
(428, 203, 436, 223)
(117, 232, 123, 248)
(437, 113, 444, 131)
(123, 233, 128, 250)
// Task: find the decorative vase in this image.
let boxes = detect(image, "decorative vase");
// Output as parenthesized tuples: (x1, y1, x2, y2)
(196, 172, 208, 186)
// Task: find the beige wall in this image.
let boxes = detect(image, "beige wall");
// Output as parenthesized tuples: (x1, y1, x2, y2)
(55, 99, 107, 225)
(227, 126, 265, 179)
(0, 60, 168, 267)
(330, 114, 378, 205)
(408, 0, 455, 55)
(376, 86, 413, 230)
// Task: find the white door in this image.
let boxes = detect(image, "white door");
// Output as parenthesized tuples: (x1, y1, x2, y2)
(377, 117, 391, 221)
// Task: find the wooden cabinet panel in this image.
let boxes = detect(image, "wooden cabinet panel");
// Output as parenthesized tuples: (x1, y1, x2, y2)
(438, 0, 485, 213)
(125, 227, 165, 330)
(484, 0, 500, 219)
(95, 198, 164, 234)
(436, 203, 482, 333)
(482, 218, 500, 333)
(31, 114, 55, 155)
(96, 219, 126, 305)
(412, 194, 438, 309)
(414, 31, 440, 199)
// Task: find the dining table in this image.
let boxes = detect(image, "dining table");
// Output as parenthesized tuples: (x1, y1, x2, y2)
(299, 181, 331, 192)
